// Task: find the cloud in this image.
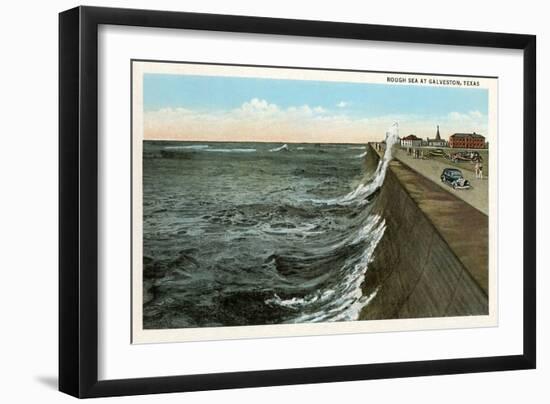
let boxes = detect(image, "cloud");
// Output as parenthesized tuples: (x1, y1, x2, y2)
(337, 101, 349, 108)
(448, 110, 484, 121)
(235, 98, 279, 115)
(144, 99, 488, 143)
(402, 110, 488, 139)
(468, 110, 483, 119)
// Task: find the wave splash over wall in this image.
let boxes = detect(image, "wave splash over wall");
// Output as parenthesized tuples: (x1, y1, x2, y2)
(337, 122, 399, 206)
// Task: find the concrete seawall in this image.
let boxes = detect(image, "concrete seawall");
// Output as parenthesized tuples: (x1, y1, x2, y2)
(359, 145, 488, 320)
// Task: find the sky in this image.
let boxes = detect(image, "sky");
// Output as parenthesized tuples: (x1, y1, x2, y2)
(143, 73, 489, 143)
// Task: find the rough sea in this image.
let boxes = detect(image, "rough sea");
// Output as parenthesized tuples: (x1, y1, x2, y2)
(142, 128, 399, 329)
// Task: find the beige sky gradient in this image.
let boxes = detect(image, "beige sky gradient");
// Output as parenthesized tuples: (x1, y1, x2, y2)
(143, 98, 489, 144)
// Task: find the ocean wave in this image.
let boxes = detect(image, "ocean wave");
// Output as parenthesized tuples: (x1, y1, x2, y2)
(163, 144, 257, 153)
(164, 145, 209, 150)
(205, 148, 257, 153)
(355, 151, 367, 158)
(270, 144, 289, 152)
(261, 129, 393, 321)
(144, 132, 396, 328)
(265, 214, 386, 322)
(319, 122, 400, 207)
(265, 289, 335, 310)
(260, 221, 322, 236)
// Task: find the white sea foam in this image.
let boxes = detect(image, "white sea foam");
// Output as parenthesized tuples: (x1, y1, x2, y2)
(265, 214, 386, 322)
(204, 148, 257, 153)
(164, 144, 209, 150)
(355, 151, 367, 158)
(265, 289, 336, 310)
(326, 122, 400, 206)
(270, 144, 289, 152)
(260, 221, 321, 236)
(163, 144, 257, 153)
(297, 217, 385, 322)
(219, 126, 396, 322)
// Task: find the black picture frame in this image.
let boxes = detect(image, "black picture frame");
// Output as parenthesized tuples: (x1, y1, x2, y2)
(59, 5, 536, 398)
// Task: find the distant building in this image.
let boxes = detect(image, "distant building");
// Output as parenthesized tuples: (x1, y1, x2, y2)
(448, 132, 486, 149)
(401, 134, 423, 148)
(426, 125, 447, 147)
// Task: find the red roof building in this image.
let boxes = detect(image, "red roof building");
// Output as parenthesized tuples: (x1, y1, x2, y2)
(448, 132, 486, 149)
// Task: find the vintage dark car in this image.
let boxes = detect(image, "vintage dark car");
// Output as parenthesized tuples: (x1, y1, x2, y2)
(440, 168, 471, 189)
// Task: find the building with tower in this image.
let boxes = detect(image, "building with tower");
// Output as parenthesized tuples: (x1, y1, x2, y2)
(426, 125, 447, 147)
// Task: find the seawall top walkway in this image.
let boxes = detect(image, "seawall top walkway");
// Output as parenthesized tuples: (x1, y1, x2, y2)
(394, 148, 489, 215)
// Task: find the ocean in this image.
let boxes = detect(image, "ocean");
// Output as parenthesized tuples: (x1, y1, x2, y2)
(142, 133, 398, 329)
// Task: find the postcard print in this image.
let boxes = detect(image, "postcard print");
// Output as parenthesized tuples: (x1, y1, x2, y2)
(131, 61, 497, 343)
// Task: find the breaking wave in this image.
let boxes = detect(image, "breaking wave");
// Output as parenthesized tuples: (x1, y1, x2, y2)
(265, 214, 386, 322)
(270, 144, 289, 152)
(164, 145, 257, 153)
(205, 148, 257, 153)
(164, 144, 210, 150)
(321, 122, 400, 206)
